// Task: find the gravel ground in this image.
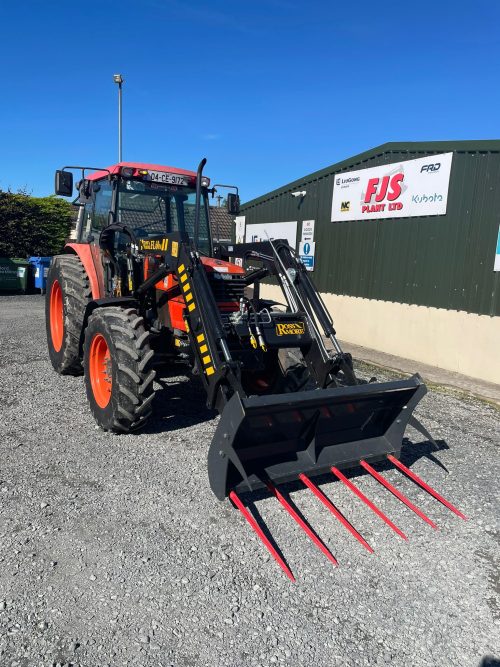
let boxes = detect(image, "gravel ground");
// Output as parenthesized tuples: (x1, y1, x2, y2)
(0, 294, 499, 667)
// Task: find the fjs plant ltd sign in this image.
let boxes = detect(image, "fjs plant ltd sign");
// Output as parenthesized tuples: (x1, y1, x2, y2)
(331, 152, 453, 222)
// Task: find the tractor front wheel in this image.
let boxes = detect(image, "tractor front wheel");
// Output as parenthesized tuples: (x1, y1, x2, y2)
(83, 307, 156, 433)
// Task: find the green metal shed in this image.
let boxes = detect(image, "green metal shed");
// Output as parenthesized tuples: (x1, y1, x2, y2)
(241, 140, 500, 317)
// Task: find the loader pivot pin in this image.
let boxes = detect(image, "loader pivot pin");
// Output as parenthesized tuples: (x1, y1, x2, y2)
(331, 467, 408, 540)
(266, 482, 338, 566)
(359, 460, 438, 529)
(299, 474, 373, 553)
(387, 455, 467, 520)
(229, 491, 296, 582)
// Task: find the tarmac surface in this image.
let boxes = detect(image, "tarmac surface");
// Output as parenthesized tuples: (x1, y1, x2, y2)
(0, 295, 499, 667)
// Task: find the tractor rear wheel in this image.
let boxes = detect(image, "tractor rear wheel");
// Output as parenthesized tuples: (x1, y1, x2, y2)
(83, 307, 156, 433)
(45, 254, 92, 375)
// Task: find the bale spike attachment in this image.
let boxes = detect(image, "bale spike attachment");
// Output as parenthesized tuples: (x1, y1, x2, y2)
(331, 466, 408, 540)
(387, 455, 467, 519)
(229, 490, 295, 581)
(266, 482, 338, 566)
(299, 473, 373, 553)
(360, 460, 438, 529)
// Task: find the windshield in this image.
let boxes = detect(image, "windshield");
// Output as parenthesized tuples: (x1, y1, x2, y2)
(117, 180, 211, 254)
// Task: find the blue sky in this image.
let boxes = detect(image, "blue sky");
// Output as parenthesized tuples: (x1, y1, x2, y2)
(1, 0, 499, 202)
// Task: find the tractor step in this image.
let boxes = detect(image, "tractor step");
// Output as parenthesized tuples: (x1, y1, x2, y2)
(230, 458, 466, 581)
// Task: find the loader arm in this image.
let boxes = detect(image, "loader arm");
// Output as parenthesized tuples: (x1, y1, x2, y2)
(215, 239, 357, 387)
(136, 231, 248, 411)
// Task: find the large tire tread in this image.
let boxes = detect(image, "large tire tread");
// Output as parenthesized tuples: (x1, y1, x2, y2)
(83, 307, 156, 433)
(46, 254, 92, 375)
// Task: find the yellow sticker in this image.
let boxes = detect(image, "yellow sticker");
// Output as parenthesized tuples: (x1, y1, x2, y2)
(185, 292, 193, 303)
(199, 344, 208, 354)
(139, 238, 169, 252)
(182, 282, 190, 293)
(174, 338, 181, 347)
(172, 241, 179, 257)
(178, 263, 185, 273)
(206, 366, 215, 376)
(275, 322, 305, 336)
(188, 302, 196, 312)
(197, 333, 205, 343)
(202, 355, 211, 365)
(180, 273, 188, 283)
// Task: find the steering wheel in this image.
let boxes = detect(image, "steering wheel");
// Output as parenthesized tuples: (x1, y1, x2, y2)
(99, 223, 140, 254)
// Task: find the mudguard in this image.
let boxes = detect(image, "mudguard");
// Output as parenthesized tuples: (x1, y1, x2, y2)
(65, 243, 104, 298)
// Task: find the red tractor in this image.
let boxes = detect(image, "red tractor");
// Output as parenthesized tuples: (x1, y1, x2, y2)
(46, 159, 464, 580)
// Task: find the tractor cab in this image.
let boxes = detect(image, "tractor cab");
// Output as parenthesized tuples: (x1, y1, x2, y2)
(59, 162, 213, 254)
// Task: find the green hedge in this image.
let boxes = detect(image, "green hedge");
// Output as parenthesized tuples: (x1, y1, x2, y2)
(0, 190, 74, 257)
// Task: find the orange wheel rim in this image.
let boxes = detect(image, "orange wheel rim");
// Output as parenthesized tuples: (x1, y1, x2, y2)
(50, 279, 64, 352)
(89, 334, 112, 408)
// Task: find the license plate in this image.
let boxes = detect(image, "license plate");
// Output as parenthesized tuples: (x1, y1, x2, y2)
(147, 171, 189, 186)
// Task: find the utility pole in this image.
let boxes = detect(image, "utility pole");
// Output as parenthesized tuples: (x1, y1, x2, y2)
(113, 74, 124, 162)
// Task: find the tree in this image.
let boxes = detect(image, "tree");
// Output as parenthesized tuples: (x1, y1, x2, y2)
(0, 190, 74, 257)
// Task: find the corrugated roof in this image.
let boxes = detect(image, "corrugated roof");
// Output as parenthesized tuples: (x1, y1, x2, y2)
(242, 140, 500, 209)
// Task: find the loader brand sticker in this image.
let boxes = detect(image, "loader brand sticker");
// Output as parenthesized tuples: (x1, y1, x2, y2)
(171, 241, 179, 257)
(331, 152, 453, 222)
(276, 322, 305, 336)
(139, 238, 169, 251)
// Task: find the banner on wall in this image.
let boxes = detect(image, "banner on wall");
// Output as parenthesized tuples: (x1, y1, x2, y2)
(331, 152, 453, 222)
(245, 221, 298, 249)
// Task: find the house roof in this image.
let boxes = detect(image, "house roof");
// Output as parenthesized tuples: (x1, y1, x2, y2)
(210, 206, 234, 241)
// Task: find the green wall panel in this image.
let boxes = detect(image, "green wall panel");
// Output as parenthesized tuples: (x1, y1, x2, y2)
(242, 142, 500, 316)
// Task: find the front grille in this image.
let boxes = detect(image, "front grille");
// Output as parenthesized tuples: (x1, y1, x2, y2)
(208, 273, 246, 303)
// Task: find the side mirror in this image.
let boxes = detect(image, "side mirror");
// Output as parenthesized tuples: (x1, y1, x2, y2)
(55, 170, 73, 197)
(227, 192, 240, 215)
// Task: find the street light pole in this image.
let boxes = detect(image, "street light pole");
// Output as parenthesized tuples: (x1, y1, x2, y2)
(113, 74, 124, 162)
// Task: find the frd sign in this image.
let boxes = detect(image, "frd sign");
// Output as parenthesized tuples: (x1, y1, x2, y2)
(331, 153, 453, 222)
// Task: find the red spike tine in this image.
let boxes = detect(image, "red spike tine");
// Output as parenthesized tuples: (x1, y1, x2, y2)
(229, 491, 296, 582)
(266, 482, 338, 566)
(331, 467, 408, 540)
(387, 455, 467, 520)
(359, 460, 438, 530)
(299, 473, 374, 553)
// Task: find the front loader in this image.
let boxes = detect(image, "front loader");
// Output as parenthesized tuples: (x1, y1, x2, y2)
(46, 158, 466, 580)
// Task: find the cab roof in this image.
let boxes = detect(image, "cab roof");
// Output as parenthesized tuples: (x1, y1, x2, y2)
(86, 161, 198, 182)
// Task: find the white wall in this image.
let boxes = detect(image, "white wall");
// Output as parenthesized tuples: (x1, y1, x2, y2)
(261, 285, 500, 385)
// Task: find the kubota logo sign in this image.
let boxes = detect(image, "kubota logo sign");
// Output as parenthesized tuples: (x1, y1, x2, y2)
(331, 152, 453, 222)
